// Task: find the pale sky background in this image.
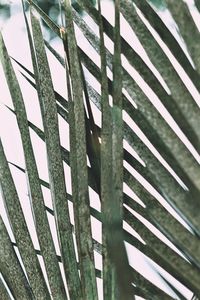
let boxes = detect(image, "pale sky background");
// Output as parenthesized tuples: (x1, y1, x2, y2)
(1, 0, 200, 299)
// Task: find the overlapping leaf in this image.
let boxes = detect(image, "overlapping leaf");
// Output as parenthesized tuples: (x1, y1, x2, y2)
(0, 0, 200, 299)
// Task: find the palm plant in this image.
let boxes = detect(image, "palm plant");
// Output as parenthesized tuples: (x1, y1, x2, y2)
(0, 0, 200, 299)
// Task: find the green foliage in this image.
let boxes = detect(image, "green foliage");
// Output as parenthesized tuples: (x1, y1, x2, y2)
(0, 0, 200, 299)
(148, 0, 166, 9)
(0, 2, 10, 19)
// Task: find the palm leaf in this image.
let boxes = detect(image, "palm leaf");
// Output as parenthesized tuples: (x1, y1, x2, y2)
(30, 9, 82, 298)
(0, 16, 67, 297)
(0, 215, 34, 299)
(62, 1, 98, 298)
(0, 0, 200, 299)
(0, 139, 49, 298)
(97, 0, 120, 297)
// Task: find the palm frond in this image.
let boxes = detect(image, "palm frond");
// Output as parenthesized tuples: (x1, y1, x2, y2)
(0, 0, 200, 299)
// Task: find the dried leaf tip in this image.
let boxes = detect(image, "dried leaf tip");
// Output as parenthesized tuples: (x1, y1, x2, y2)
(60, 26, 66, 39)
